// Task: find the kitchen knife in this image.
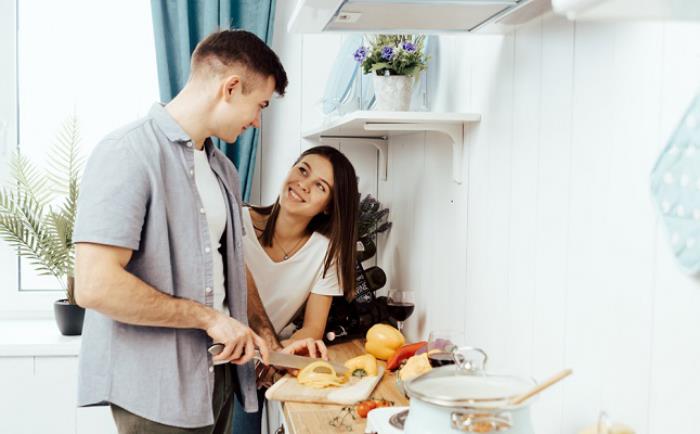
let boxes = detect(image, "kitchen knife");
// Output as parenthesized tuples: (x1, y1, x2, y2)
(267, 351, 348, 375)
(208, 343, 348, 374)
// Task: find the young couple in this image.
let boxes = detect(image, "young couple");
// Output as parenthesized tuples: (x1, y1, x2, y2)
(73, 29, 358, 434)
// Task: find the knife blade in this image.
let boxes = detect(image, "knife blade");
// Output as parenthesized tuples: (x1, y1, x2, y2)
(267, 351, 348, 375)
(207, 343, 348, 374)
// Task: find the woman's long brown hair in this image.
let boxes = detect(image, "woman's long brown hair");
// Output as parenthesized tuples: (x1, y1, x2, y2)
(250, 146, 359, 299)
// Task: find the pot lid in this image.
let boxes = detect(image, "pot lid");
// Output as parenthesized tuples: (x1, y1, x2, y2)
(405, 368, 535, 408)
(404, 347, 535, 409)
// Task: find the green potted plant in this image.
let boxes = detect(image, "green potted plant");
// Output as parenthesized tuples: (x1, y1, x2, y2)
(354, 34, 428, 111)
(357, 194, 392, 263)
(0, 117, 85, 335)
(353, 194, 392, 306)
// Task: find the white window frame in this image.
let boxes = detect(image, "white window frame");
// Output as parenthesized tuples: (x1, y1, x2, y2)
(0, 0, 58, 318)
(0, 0, 49, 318)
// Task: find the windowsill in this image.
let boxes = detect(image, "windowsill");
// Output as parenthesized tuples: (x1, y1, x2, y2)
(0, 319, 81, 357)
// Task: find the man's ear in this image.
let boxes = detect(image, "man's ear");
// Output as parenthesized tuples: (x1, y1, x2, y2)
(222, 74, 242, 101)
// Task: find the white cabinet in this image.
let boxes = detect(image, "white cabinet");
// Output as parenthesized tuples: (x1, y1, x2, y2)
(263, 400, 287, 434)
(0, 321, 116, 434)
(0, 356, 116, 434)
(0, 320, 286, 434)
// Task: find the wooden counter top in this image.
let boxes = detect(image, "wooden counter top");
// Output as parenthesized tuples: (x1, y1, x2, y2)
(280, 339, 409, 434)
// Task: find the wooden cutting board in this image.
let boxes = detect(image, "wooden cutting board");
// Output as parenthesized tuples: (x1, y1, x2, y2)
(265, 366, 385, 405)
(280, 339, 410, 434)
(265, 339, 385, 405)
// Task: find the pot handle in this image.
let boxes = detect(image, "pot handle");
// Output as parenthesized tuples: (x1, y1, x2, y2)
(452, 346, 489, 373)
(451, 410, 512, 432)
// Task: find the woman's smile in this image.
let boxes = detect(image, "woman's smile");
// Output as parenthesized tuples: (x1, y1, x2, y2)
(287, 186, 306, 203)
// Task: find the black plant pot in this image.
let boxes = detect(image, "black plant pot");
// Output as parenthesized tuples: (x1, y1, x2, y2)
(54, 299, 85, 336)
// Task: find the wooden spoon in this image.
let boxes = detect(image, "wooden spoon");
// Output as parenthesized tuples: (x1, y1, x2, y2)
(510, 369, 573, 406)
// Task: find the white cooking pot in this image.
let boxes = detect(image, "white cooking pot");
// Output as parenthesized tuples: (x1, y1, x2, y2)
(403, 347, 536, 434)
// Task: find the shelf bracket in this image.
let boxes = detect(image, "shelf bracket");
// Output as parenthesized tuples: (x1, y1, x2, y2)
(319, 135, 389, 180)
(364, 122, 465, 183)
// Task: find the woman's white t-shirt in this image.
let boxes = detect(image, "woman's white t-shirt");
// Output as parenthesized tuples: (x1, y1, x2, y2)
(242, 207, 343, 334)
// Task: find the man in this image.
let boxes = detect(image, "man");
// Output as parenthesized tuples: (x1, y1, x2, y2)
(74, 29, 288, 433)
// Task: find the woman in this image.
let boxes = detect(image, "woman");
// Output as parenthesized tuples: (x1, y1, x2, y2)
(233, 145, 359, 432)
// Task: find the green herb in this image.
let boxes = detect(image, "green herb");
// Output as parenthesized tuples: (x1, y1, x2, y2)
(329, 406, 357, 432)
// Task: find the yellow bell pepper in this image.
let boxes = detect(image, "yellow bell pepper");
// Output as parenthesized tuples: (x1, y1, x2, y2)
(364, 323, 405, 360)
(344, 353, 378, 379)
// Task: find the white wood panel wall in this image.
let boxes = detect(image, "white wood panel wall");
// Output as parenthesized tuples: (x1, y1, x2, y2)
(261, 4, 700, 433)
(382, 16, 698, 434)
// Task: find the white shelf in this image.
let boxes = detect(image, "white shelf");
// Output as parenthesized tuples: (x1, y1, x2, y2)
(303, 111, 481, 183)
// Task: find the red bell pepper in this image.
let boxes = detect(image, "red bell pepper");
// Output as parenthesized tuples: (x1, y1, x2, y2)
(386, 341, 427, 371)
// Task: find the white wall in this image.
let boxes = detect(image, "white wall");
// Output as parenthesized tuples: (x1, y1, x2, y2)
(396, 17, 700, 434)
(262, 4, 700, 433)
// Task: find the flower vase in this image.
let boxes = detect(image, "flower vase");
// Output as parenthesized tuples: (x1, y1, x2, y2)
(372, 75, 414, 111)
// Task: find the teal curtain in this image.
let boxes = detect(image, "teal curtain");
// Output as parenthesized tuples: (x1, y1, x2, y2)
(150, 0, 277, 201)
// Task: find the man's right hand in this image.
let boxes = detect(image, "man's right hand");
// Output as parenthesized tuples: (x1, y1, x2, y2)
(206, 313, 270, 365)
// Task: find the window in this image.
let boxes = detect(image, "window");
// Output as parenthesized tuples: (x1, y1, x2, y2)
(0, 0, 159, 314)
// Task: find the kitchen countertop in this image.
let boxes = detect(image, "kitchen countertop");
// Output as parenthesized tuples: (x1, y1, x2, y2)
(280, 339, 409, 434)
(0, 322, 408, 432)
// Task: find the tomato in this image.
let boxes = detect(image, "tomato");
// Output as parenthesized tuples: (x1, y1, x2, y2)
(373, 400, 392, 409)
(356, 400, 378, 418)
(355, 398, 395, 418)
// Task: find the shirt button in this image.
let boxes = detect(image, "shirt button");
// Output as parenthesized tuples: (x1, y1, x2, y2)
(189, 169, 194, 176)
(209, 366, 214, 373)
(200, 208, 205, 214)
(187, 142, 193, 148)
(206, 287, 212, 294)
(205, 247, 211, 253)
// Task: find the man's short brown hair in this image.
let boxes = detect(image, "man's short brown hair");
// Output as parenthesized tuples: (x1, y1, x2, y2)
(191, 29, 288, 96)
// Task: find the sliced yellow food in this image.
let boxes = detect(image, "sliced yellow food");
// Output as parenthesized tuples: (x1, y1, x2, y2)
(399, 353, 432, 381)
(297, 361, 346, 389)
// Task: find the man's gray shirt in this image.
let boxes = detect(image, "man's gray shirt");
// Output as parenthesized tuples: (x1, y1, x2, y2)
(73, 103, 257, 428)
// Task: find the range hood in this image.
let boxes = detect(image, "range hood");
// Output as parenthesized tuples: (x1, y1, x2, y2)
(552, 0, 700, 21)
(287, 0, 548, 33)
